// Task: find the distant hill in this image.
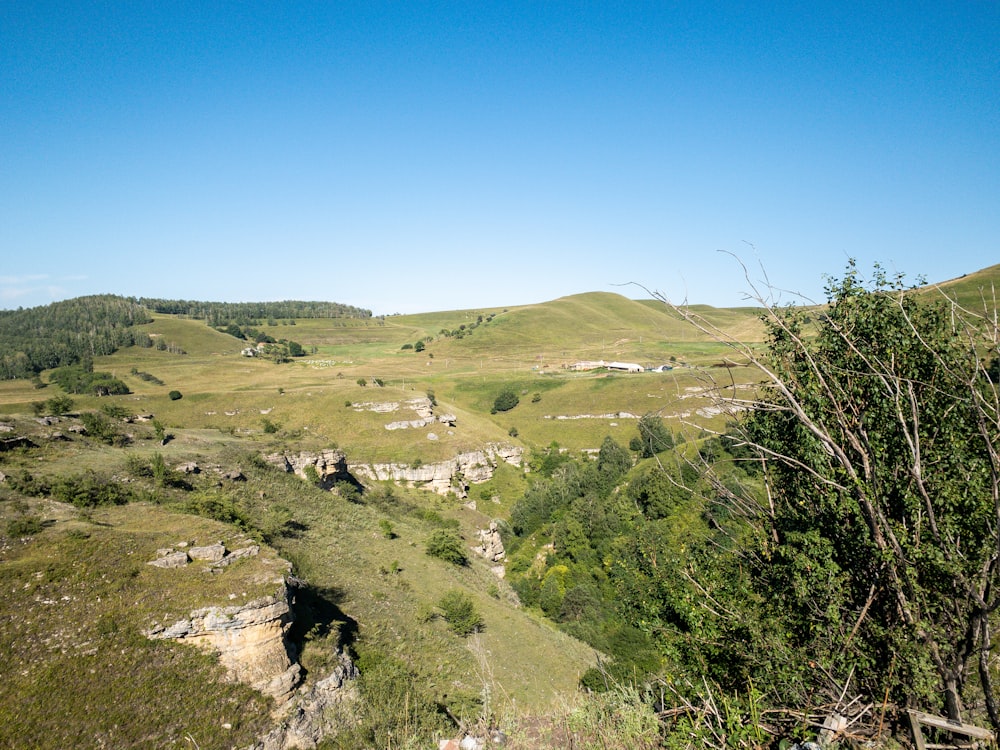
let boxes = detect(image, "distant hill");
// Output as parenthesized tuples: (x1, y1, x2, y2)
(0, 295, 152, 379)
(919, 262, 1000, 314)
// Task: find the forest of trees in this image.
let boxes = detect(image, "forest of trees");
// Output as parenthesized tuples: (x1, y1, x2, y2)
(0, 295, 152, 380)
(139, 298, 372, 323)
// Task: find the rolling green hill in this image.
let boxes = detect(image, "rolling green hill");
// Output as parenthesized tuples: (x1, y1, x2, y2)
(1, 261, 997, 748)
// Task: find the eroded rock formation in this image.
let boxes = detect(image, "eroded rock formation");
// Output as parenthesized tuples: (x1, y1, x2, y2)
(350, 444, 523, 497)
(263, 449, 351, 488)
(247, 651, 359, 750)
(146, 583, 302, 702)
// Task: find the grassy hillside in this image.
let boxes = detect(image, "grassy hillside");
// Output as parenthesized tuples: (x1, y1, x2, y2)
(0, 414, 595, 748)
(0, 292, 761, 466)
(2, 264, 995, 748)
(921, 262, 1000, 314)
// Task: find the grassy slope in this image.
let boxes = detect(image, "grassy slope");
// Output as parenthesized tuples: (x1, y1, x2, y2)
(0, 497, 279, 749)
(2, 265, 996, 746)
(921, 262, 1000, 314)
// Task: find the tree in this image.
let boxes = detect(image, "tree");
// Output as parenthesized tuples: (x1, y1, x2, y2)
(491, 386, 519, 414)
(669, 261, 1000, 728)
(597, 436, 632, 479)
(629, 414, 673, 458)
(425, 530, 468, 566)
(414, 340, 425, 353)
(437, 590, 484, 636)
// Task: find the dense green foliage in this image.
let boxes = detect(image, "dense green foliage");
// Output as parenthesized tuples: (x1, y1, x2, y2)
(437, 590, 484, 636)
(508, 437, 704, 686)
(721, 264, 1000, 724)
(139, 298, 372, 322)
(49, 365, 130, 396)
(425, 529, 468, 565)
(0, 295, 152, 379)
(628, 414, 674, 457)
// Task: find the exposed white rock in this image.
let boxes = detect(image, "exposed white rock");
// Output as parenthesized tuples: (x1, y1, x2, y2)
(189, 543, 227, 562)
(350, 444, 523, 497)
(148, 551, 190, 569)
(146, 583, 301, 702)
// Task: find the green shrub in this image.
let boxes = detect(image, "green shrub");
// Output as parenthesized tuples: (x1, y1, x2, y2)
(183, 490, 254, 532)
(50, 472, 132, 508)
(6, 515, 44, 537)
(303, 465, 321, 486)
(167, 390, 182, 401)
(6, 470, 49, 497)
(491, 386, 519, 414)
(79, 411, 124, 445)
(101, 403, 131, 420)
(152, 419, 167, 443)
(425, 529, 467, 566)
(438, 590, 484, 636)
(45, 394, 75, 416)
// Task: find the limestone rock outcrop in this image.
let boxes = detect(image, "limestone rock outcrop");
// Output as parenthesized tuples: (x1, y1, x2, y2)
(247, 651, 359, 750)
(351, 444, 523, 497)
(476, 522, 506, 564)
(146, 583, 301, 702)
(263, 449, 350, 488)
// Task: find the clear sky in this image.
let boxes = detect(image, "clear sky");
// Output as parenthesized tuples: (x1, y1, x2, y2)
(2, 2, 998, 314)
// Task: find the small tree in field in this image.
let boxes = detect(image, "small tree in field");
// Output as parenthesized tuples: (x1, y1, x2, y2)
(438, 590, 484, 636)
(491, 386, 519, 414)
(425, 530, 467, 566)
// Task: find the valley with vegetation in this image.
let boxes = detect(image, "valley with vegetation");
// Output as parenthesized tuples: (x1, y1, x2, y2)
(1, 262, 1000, 750)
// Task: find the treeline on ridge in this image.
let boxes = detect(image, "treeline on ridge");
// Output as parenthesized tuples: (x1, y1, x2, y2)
(139, 298, 372, 323)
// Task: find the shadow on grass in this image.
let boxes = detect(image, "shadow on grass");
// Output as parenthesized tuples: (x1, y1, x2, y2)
(288, 579, 359, 669)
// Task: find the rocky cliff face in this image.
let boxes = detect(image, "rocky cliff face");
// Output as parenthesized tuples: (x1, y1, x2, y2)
(146, 583, 302, 702)
(263, 449, 351, 489)
(350, 444, 524, 497)
(247, 651, 358, 750)
(266, 444, 524, 498)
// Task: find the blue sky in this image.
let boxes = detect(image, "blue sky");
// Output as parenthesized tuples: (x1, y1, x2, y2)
(2, 2, 998, 314)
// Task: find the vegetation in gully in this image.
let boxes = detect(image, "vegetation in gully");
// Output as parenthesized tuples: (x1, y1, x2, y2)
(0, 263, 999, 749)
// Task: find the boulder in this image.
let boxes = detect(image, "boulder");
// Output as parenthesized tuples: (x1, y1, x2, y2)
(189, 543, 226, 562)
(147, 551, 190, 569)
